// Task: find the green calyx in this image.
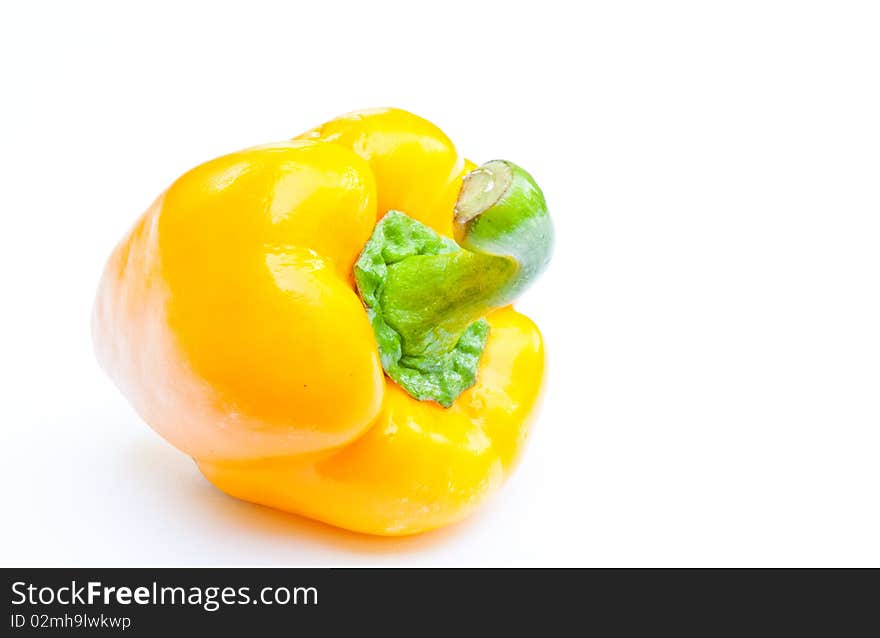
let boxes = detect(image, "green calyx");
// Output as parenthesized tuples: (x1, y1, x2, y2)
(354, 211, 492, 408)
(354, 160, 552, 407)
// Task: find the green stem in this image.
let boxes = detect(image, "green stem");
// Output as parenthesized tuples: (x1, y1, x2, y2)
(354, 160, 552, 407)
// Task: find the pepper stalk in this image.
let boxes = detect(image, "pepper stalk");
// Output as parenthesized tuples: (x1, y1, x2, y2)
(355, 160, 553, 407)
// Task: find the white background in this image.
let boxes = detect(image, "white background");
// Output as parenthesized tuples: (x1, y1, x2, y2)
(1, 1, 878, 567)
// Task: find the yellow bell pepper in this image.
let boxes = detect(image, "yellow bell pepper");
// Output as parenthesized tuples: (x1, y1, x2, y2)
(93, 108, 552, 535)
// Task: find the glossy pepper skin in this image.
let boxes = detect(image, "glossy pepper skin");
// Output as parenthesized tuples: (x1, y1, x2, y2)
(93, 108, 545, 536)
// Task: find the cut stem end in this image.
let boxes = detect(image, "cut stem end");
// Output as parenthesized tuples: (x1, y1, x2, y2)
(454, 160, 513, 223)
